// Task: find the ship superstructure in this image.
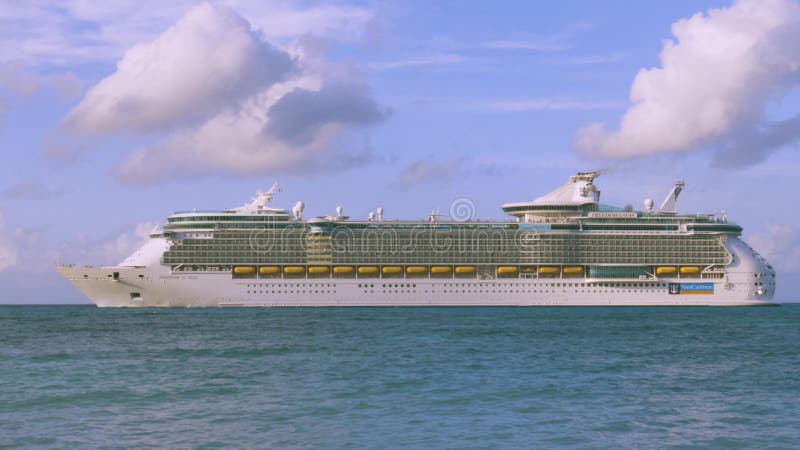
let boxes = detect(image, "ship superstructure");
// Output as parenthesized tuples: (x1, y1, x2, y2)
(57, 172, 776, 306)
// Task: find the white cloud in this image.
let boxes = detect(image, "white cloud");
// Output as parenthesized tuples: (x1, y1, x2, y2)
(58, 3, 388, 184)
(748, 224, 800, 273)
(63, 3, 295, 134)
(575, 0, 800, 165)
(114, 79, 385, 184)
(0, 1, 375, 139)
(0, 1, 377, 66)
(111, 84, 329, 184)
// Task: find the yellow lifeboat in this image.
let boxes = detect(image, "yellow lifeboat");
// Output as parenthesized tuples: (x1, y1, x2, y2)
(382, 266, 403, 275)
(258, 266, 280, 275)
(431, 266, 452, 275)
(563, 266, 584, 275)
(455, 266, 476, 275)
(656, 266, 677, 276)
(538, 266, 559, 276)
(333, 266, 355, 275)
(406, 266, 427, 275)
(358, 266, 378, 275)
(497, 266, 518, 276)
(283, 266, 305, 275)
(680, 266, 700, 275)
(233, 266, 255, 275)
(308, 266, 330, 275)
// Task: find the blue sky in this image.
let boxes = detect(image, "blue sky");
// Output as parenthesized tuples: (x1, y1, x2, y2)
(1, 0, 799, 303)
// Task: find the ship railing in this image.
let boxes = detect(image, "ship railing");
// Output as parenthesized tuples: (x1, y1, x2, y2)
(57, 264, 97, 269)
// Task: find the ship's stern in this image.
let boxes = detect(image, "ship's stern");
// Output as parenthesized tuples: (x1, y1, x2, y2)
(722, 237, 778, 305)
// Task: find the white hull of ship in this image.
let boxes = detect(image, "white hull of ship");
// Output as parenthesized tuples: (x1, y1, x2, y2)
(56, 265, 775, 307)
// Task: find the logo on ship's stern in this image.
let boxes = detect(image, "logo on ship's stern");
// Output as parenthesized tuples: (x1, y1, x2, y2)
(668, 283, 714, 295)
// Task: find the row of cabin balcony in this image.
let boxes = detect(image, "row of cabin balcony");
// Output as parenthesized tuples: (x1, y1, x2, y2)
(167, 215, 290, 223)
(223, 264, 714, 279)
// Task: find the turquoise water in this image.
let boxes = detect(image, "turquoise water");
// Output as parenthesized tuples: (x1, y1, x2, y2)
(1, 306, 799, 449)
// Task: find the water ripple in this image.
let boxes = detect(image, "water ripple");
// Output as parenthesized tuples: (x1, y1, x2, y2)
(0, 305, 798, 448)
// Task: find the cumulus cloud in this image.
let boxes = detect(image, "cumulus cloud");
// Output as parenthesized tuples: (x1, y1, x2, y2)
(63, 3, 295, 134)
(113, 76, 384, 184)
(748, 224, 800, 273)
(575, 0, 800, 166)
(59, 2, 388, 184)
(112, 94, 331, 184)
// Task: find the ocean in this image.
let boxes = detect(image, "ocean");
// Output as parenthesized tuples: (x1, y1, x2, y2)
(1, 305, 798, 449)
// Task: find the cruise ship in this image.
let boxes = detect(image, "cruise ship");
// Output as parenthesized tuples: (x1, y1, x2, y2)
(57, 172, 776, 306)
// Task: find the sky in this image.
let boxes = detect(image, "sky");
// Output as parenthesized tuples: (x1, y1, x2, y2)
(1, 0, 799, 303)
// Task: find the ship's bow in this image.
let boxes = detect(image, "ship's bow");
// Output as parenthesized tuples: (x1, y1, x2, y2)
(56, 265, 144, 307)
